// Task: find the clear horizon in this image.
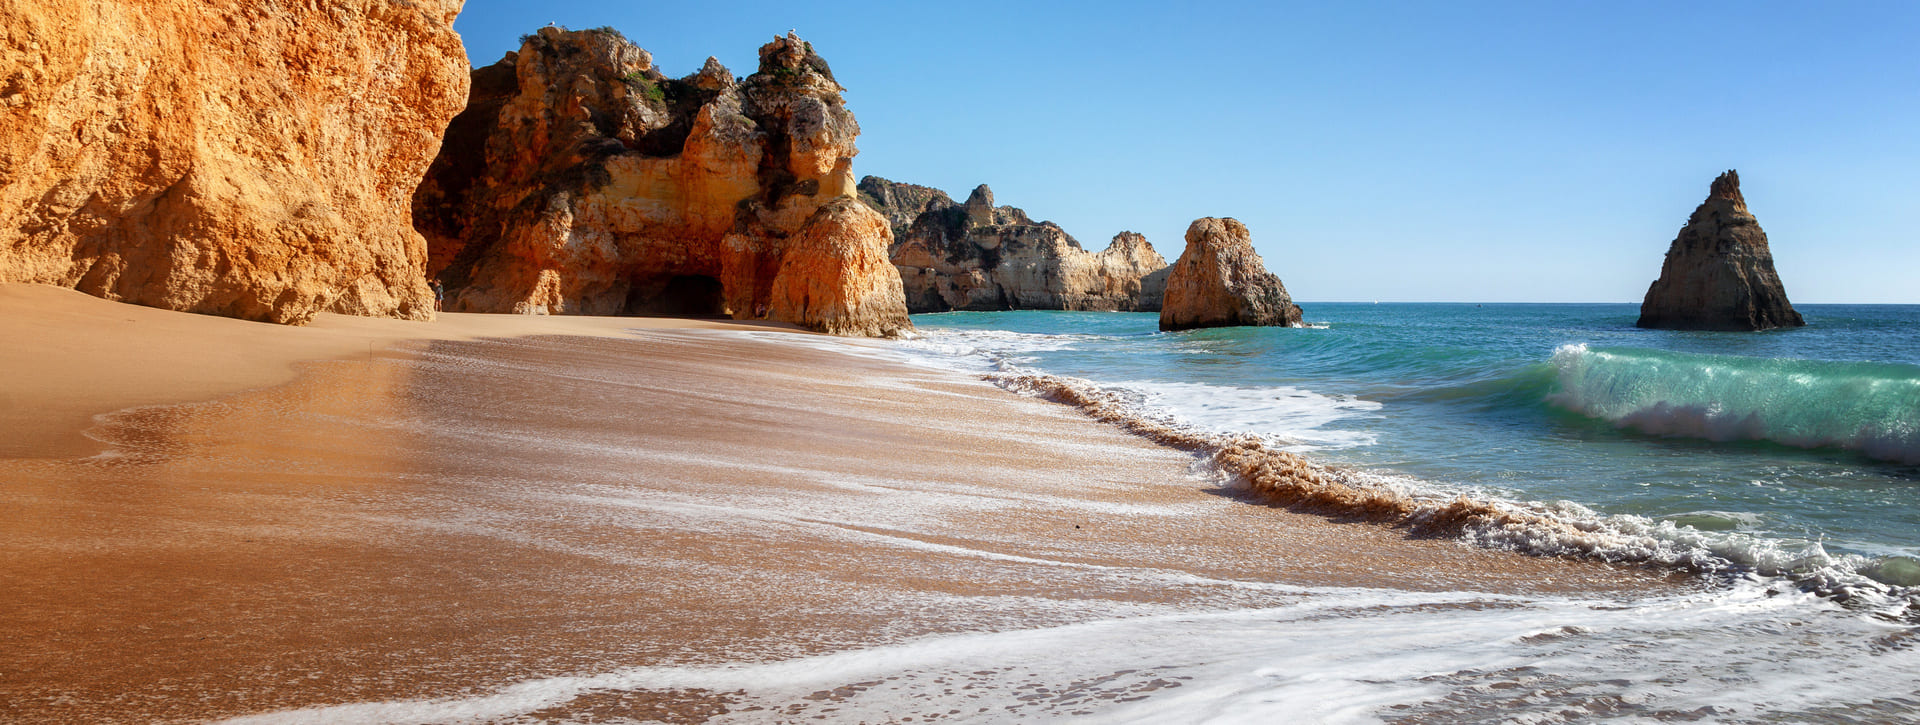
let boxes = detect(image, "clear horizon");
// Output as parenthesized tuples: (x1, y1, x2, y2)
(453, 1, 1920, 304)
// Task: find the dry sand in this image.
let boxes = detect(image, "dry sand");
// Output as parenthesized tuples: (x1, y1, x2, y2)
(0, 283, 1681, 723)
(0, 283, 801, 458)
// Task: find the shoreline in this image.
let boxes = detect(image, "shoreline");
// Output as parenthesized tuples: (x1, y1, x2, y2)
(0, 285, 1683, 722)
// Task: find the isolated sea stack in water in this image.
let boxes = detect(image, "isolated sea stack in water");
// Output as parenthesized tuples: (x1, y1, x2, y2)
(0, 0, 469, 323)
(413, 29, 909, 336)
(1637, 171, 1804, 331)
(860, 176, 1170, 312)
(1159, 218, 1303, 331)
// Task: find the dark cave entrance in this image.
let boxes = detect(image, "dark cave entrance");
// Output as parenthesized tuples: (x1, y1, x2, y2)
(624, 274, 728, 318)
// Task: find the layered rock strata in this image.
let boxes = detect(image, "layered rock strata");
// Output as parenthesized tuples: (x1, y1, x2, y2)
(1637, 170, 1804, 331)
(860, 177, 1168, 313)
(1160, 217, 1303, 331)
(0, 0, 468, 324)
(413, 29, 909, 336)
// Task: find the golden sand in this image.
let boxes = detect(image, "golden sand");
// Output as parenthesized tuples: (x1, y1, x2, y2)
(0, 283, 800, 459)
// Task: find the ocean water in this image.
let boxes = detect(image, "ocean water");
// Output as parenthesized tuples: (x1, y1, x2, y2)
(896, 304, 1920, 594)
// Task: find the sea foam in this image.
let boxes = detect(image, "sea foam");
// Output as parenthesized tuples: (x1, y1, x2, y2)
(894, 328, 1380, 451)
(1109, 380, 1380, 451)
(222, 580, 1920, 725)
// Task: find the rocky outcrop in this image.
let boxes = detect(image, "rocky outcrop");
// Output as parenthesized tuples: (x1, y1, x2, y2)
(1160, 217, 1303, 331)
(858, 177, 952, 240)
(0, 0, 467, 324)
(860, 177, 1169, 313)
(413, 29, 909, 336)
(1108, 232, 1172, 307)
(1638, 170, 1804, 331)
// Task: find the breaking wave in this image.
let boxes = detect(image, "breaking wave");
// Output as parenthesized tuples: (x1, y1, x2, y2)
(1547, 344, 1920, 464)
(987, 368, 1920, 615)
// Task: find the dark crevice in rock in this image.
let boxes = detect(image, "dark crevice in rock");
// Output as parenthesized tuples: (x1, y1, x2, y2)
(630, 79, 717, 158)
(624, 274, 728, 317)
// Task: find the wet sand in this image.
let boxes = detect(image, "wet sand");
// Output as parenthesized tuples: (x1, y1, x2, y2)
(0, 283, 1683, 723)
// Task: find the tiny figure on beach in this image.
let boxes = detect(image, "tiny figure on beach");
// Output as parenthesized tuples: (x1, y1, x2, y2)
(431, 278, 444, 312)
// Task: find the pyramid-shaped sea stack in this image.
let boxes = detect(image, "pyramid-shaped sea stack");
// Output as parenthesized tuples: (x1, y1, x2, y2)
(1637, 170, 1804, 331)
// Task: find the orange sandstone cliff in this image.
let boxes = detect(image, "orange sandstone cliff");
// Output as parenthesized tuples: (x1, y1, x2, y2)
(1160, 217, 1303, 331)
(0, 0, 469, 324)
(414, 29, 910, 336)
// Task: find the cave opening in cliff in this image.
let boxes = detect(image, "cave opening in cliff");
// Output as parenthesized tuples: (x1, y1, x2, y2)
(624, 275, 728, 318)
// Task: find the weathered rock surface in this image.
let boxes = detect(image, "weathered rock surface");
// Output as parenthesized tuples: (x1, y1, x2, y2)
(858, 176, 953, 240)
(859, 177, 1169, 313)
(414, 29, 909, 336)
(1109, 232, 1172, 308)
(1637, 170, 1804, 331)
(0, 0, 467, 324)
(1160, 217, 1303, 331)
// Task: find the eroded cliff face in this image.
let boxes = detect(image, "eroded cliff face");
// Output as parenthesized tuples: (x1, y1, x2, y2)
(860, 177, 1168, 313)
(0, 0, 468, 324)
(1107, 232, 1171, 308)
(1637, 170, 1804, 331)
(414, 29, 908, 336)
(1159, 217, 1303, 331)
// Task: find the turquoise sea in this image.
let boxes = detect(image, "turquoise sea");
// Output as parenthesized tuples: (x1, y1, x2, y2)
(900, 304, 1920, 595)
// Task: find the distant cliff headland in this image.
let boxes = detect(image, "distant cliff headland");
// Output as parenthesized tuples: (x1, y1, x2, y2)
(859, 177, 1169, 313)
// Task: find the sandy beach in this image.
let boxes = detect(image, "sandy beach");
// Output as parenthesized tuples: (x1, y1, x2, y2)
(0, 284, 798, 459)
(0, 284, 1680, 723)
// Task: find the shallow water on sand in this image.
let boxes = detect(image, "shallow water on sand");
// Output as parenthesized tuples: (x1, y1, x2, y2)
(227, 582, 1920, 724)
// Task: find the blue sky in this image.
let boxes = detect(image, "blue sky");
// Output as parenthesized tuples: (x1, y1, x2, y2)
(453, 1, 1919, 303)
